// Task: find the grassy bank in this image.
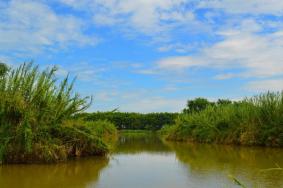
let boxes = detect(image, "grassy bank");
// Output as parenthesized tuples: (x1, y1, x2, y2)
(0, 63, 117, 164)
(161, 92, 283, 147)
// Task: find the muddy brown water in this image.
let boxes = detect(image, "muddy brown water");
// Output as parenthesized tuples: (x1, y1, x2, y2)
(1, 133, 282, 188)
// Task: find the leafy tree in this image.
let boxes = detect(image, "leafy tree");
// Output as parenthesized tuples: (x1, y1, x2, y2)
(217, 99, 232, 105)
(183, 98, 213, 113)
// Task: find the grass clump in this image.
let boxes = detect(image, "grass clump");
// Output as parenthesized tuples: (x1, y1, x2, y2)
(0, 62, 116, 163)
(162, 92, 283, 147)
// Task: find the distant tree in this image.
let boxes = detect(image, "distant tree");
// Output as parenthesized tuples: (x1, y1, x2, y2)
(75, 112, 178, 130)
(0, 63, 9, 76)
(217, 99, 232, 105)
(183, 98, 213, 113)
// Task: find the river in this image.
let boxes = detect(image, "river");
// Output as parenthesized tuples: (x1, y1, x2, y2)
(1, 132, 282, 188)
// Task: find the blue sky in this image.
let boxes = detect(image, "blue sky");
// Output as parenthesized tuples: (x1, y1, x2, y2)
(1, 0, 283, 112)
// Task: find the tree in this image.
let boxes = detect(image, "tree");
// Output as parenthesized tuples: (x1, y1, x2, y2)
(217, 99, 232, 105)
(183, 98, 212, 113)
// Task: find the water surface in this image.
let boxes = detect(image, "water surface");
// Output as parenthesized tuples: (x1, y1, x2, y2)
(1, 132, 282, 188)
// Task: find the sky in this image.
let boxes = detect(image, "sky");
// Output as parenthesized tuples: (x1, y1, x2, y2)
(1, 0, 283, 113)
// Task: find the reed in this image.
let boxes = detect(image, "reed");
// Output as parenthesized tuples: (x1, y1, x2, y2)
(162, 92, 283, 146)
(0, 62, 116, 163)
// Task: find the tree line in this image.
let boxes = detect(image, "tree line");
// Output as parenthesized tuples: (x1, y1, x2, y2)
(76, 112, 179, 130)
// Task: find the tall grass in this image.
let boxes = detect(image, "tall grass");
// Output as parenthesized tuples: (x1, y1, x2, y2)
(0, 63, 116, 163)
(162, 92, 283, 146)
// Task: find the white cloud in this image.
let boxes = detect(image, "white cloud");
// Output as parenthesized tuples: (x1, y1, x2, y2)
(136, 69, 159, 75)
(57, 0, 283, 42)
(0, 56, 11, 64)
(247, 79, 283, 92)
(88, 87, 187, 112)
(55, 0, 283, 54)
(214, 73, 236, 80)
(0, 0, 95, 54)
(57, 62, 106, 81)
(157, 43, 197, 53)
(121, 96, 185, 113)
(154, 19, 283, 79)
(59, 0, 195, 36)
(198, 0, 283, 15)
(157, 56, 201, 70)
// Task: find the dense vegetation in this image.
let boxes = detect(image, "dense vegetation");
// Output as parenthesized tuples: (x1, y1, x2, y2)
(182, 97, 232, 113)
(1, 61, 282, 165)
(0, 63, 117, 164)
(161, 93, 283, 147)
(0, 63, 9, 77)
(76, 112, 178, 130)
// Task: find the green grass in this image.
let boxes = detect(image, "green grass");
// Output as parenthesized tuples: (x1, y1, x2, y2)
(162, 92, 283, 147)
(0, 63, 117, 163)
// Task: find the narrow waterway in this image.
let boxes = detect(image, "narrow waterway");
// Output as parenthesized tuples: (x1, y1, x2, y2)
(1, 132, 282, 188)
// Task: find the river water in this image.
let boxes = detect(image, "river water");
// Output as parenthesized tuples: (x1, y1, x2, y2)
(1, 132, 282, 188)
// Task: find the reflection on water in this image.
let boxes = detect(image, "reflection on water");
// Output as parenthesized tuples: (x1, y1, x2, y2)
(1, 132, 283, 188)
(167, 142, 283, 188)
(0, 157, 109, 188)
(114, 132, 170, 154)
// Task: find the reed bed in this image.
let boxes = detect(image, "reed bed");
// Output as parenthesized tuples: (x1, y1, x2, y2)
(162, 92, 283, 146)
(0, 63, 116, 163)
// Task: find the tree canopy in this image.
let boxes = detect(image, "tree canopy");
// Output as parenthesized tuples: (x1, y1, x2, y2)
(76, 112, 178, 130)
(183, 98, 232, 113)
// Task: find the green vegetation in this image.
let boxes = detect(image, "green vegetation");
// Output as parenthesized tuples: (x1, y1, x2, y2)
(1, 61, 282, 165)
(76, 112, 178, 130)
(161, 93, 283, 146)
(0, 63, 117, 164)
(182, 97, 232, 113)
(0, 63, 9, 77)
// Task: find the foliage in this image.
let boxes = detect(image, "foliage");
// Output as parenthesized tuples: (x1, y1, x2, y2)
(0, 63, 9, 77)
(76, 112, 178, 130)
(182, 97, 232, 113)
(0, 62, 116, 163)
(183, 97, 213, 113)
(162, 92, 283, 147)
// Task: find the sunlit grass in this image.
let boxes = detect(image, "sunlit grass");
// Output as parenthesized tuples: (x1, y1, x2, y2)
(162, 92, 283, 146)
(0, 63, 117, 163)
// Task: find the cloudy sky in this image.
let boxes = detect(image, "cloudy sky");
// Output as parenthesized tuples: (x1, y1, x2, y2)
(1, 0, 283, 112)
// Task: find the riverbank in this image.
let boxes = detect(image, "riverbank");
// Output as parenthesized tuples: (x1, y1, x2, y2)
(160, 92, 283, 147)
(0, 63, 117, 164)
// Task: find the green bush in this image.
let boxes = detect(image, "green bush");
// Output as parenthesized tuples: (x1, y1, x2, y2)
(163, 92, 283, 147)
(0, 63, 116, 163)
